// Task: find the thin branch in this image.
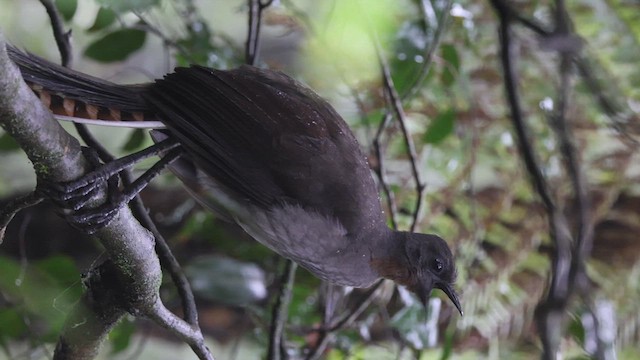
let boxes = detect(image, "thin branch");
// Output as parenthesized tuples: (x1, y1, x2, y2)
(550, 1, 594, 294)
(132, 195, 201, 326)
(147, 299, 212, 360)
(246, 0, 260, 65)
(0, 193, 44, 244)
(245, 0, 273, 65)
(489, 0, 557, 216)
(377, 48, 425, 232)
(38, 0, 72, 67)
(488, 0, 605, 357)
(304, 280, 383, 360)
(267, 261, 297, 360)
(372, 113, 399, 230)
(498, 0, 638, 145)
(133, 14, 193, 63)
(488, 2, 576, 358)
(327, 280, 382, 332)
(549, 0, 598, 357)
(75, 125, 201, 328)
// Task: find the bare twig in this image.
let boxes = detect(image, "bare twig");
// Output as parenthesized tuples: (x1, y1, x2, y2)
(0, 193, 43, 244)
(377, 49, 425, 232)
(547, 1, 598, 357)
(550, 0, 594, 296)
(304, 280, 383, 360)
(133, 14, 193, 63)
(488, 1, 576, 358)
(132, 195, 201, 326)
(497, 0, 638, 145)
(246, 0, 274, 65)
(38, 0, 72, 67)
(147, 299, 212, 360)
(368, 0, 453, 231)
(372, 113, 399, 229)
(267, 261, 297, 360)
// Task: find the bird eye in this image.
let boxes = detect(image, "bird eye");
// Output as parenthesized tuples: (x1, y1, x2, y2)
(432, 258, 444, 273)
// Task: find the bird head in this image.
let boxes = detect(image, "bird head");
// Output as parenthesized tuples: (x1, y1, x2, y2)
(402, 233, 462, 315)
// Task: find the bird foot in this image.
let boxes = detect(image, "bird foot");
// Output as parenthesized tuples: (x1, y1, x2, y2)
(37, 147, 123, 234)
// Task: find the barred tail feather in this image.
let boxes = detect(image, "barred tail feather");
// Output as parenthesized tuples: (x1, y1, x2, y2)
(7, 46, 161, 127)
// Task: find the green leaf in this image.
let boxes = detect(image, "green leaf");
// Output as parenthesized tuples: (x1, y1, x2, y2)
(568, 314, 585, 345)
(0, 309, 27, 339)
(96, 0, 159, 13)
(0, 255, 80, 341)
(36, 256, 80, 286)
(88, 7, 117, 32)
(84, 29, 147, 63)
(122, 129, 146, 151)
(440, 43, 460, 86)
(55, 0, 77, 21)
(0, 133, 20, 151)
(390, 20, 431, 96)
(423, 108, 455, 144)
(109, 318, 135, 353)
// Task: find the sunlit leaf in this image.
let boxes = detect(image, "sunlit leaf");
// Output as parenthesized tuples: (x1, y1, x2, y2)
(84, 29, 147, 62)
(303, 0, 399, 86)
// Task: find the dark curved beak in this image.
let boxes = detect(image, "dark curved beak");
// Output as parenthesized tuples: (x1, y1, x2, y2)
(437, 282, 463, 316)
(416, 277, 463, 316)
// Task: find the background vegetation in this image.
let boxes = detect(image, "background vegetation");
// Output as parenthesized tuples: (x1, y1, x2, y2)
(0, 0, 639, 359)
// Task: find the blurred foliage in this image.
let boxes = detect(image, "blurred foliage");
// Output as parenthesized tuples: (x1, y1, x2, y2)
(84, 28, 147, 62)
(1, 0, 640, 359)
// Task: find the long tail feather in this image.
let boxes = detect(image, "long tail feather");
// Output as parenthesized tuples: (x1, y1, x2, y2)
(7, 46, 159, 125)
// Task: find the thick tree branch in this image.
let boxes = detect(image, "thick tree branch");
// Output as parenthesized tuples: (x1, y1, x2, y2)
(0, 34, 134, 358)
(0, 33, 211, 360)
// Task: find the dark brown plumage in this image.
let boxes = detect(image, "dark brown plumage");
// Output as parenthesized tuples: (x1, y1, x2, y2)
(8, 46, 461, 314)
